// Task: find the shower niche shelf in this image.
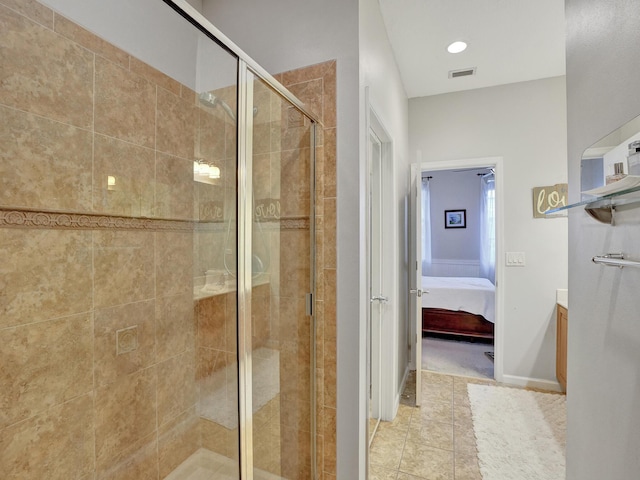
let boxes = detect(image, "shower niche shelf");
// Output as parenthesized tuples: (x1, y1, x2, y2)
(546, 182, 640, 225)
(193, 274, 270, 301)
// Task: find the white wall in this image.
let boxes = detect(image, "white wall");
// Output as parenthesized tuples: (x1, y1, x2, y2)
(566, 0, 640, 478)
(410, 76, 568, 385)
(359, 0, 410, 420)
(40, 0, 206, 89)
(425, 170, 482, 263)
(199, 1, 364, 477)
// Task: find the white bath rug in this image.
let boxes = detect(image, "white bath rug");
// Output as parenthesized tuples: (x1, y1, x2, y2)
(467, 384, 566, 480)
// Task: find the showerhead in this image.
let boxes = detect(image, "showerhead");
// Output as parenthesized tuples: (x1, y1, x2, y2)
(198, 91, 258, 122)
(198, 91, 218, 108)
(198, 91, 237, 122)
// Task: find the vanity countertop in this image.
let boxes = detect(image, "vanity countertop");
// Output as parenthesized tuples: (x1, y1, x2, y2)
(556, 288, 568, 310)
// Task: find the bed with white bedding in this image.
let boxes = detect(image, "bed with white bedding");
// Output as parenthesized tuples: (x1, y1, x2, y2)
(421, 276, 495, 339)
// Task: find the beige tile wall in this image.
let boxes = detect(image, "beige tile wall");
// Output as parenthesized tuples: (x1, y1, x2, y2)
(0, 2, 214, 478)
(196, 291, 240, 463)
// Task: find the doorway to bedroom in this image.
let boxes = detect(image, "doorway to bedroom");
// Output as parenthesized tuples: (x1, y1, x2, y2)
(418, 162, 499, 381)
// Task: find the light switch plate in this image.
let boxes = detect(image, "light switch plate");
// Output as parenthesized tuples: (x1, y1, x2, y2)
(506, 251, 526, 266)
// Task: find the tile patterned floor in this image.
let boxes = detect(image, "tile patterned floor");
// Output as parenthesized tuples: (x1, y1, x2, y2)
(369, 371, 496, 480)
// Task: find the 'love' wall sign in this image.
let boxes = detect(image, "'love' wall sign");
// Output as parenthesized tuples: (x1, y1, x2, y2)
(532, 183, 568, 218)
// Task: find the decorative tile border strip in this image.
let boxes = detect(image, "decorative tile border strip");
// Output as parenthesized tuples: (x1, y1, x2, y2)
(0, 208, 193, 231)
(248, 216, 310, 231)
(0, 208, 311, 231)
(279, 216, 310, 230)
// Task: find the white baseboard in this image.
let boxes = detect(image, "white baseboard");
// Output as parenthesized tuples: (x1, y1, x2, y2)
(390, 394, 399, 422)
(390, 366, 411, 420)
(400, 364, 410, 391)
(501, 374, 563, 393)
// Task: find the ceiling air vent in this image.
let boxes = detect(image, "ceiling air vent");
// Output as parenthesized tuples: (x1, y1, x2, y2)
(448, 67, 476, 79)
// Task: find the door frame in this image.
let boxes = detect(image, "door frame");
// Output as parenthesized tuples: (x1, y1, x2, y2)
(408, 167, 423, 403)
(367, 127, 385, 426)
(365, 96, 397, 426)
(410, 156, 505, 383)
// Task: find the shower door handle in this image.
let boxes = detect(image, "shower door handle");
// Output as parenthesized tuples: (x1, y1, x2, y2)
(409, 289, 423, 297)
(305, 293, 313, 316)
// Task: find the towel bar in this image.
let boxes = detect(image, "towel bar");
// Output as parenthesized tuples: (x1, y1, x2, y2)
(592, 253, 640, 268)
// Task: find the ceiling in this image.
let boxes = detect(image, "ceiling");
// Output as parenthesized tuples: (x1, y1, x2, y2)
(378, 0, 566, 99)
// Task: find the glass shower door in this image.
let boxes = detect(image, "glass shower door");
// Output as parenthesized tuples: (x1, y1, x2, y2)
(245, 74, 316, 479)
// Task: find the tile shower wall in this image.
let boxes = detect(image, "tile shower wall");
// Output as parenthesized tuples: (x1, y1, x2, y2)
(0, 1, 218, 478)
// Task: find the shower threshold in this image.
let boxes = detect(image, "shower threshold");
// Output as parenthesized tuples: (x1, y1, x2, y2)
(165, 448, 284, 480)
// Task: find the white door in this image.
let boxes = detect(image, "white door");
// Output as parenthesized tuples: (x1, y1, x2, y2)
(366, 101, 396, 430)
(367, 129, 384, 440)
(409, 167, 423, 406)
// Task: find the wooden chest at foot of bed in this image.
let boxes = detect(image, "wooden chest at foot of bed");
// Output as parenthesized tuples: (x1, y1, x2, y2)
(422, 308, 494, 339)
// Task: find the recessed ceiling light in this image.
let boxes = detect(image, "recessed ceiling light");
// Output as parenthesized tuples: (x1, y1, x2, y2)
(447, 41, 467, 54)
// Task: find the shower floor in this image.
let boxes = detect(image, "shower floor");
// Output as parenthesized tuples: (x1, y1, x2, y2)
(199, 347, 280, 430)
(166, 448, 283, 480)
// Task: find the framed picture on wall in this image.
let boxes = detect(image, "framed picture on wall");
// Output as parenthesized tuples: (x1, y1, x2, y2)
(444, 209, 466, 228)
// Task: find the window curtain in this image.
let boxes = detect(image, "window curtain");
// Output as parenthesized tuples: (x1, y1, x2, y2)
(421, 177, 432, 275)
(480, 174, 496, 284)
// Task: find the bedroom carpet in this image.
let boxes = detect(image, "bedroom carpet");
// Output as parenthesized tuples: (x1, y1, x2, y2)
(422, 336, 494, 379)
(467, 384, 566, 480)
